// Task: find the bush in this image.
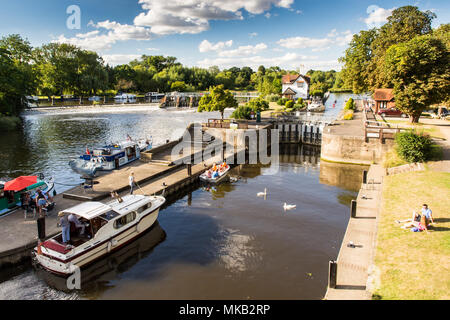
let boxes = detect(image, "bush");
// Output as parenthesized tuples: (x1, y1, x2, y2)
(292, 103, 305, 110)
(277, 98, 287, 106)
(265, 94, 279, 102)
(395, 130, 433, 163)
(344, 98, 355, 110)
(285, 100, 294, 109)
(231, 105, 253, 120)
(342, 110, 354, 120)
(0, 116, 21, 131)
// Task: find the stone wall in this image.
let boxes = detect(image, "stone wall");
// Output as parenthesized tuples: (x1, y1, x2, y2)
(321, 132, 394, 165)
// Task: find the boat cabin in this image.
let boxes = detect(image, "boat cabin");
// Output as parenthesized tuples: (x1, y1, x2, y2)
(81, 141, 141, 170)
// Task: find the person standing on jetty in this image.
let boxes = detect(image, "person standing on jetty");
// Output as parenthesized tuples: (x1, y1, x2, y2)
(129, 171, 135, 195)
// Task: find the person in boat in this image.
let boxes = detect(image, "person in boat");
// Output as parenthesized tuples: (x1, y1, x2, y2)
(68, 213, 86, 236)
(206, 170, 212, 178)
(35, 189, 47, 217)
(212, 163, 218, 172)
(129, 171, 135, 195)
(212, 169, 219, 179)
(58, 212, 71, 244)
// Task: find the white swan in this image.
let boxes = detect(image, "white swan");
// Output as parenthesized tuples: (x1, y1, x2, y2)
(283, 203, 296, 211)
(257, 188, 267, 197)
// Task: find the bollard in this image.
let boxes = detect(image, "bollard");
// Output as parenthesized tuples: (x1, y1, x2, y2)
(351, 200, 357, 218)
(37, 216, 46, 240)
(328, 260, 337, 289)
(187, 164, 192, 176)
(362, 170, 368, 184)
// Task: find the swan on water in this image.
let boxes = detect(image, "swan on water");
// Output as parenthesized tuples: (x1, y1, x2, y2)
(257, 188, 267, 197)
(283, 203, 296, 211)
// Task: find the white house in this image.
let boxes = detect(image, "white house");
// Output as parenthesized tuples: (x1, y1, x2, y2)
(281, 74, 310, 100)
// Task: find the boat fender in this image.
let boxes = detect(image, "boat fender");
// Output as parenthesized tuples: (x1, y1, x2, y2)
(107, 241, 112, 253)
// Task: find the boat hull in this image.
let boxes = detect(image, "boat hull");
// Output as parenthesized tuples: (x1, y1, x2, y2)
(34, 206, 160, 275)
(200, 166, 231, 184)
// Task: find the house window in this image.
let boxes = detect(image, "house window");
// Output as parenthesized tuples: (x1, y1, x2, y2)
(297, 81, 304, 88)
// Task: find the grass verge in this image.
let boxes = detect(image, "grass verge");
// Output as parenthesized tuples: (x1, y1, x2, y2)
(373, 170, 450, 299)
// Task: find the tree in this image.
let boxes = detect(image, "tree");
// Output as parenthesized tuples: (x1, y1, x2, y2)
(198, 85, 237, 119)
(384, 35, 450, 123)
(339, 29, 377, 93)
(368, 6, 436, 88)
(171, 81, 187, 92)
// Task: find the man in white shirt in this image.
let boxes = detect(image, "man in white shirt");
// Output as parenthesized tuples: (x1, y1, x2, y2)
(68, 213, 85, 235)
(129, 171, 135, 195)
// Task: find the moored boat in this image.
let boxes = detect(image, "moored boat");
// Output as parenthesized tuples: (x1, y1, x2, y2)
(33, 194, 166, 275)
(0, 174, 54, 217)
(71, 137, 152, 174)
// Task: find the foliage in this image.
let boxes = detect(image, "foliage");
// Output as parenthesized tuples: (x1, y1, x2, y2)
(197, 85, 237, 119)
(339, 6, 437, 92)
(344, 98, 355, 110)
(265, 93, 279, 102)
(395, 130, 433, 162)
(306, 70, 341, 96)
(384, 35, 450, 123)
(247, 97, 269, 113)
(285, 100, 294, 109)
(342, 110, 354, 120)
(0, 115, 21, 131)
(231, 105, 253, 120)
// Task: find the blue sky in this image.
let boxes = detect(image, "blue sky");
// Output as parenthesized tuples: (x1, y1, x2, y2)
(1, 0, 448, 70)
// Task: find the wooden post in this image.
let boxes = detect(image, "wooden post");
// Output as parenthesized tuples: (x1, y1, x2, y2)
(351, 200, 357, 218)
(363, 170, 368, 184)
(187, 164, 192, 176)
(328, 260, 337, 289)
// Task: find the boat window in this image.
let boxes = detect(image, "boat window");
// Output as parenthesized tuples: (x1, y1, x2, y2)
(114, 212, 136, 229)
(100, 210, 120, 221)
(91, 217, 108, 235)
(136, 202, 152, 213)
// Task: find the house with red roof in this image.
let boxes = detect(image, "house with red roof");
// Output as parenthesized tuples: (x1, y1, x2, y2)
(373, 89, 395, 113)
(281, 74, 310, 100)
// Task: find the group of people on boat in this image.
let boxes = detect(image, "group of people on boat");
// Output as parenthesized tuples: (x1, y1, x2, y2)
(205, 161, 229, 179)
(57, 211, 90, 245)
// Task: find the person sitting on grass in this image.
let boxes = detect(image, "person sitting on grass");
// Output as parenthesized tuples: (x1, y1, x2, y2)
(421, 204, 434, 227)
(397, 211, 421, 229)
(411, 216, 429, 233)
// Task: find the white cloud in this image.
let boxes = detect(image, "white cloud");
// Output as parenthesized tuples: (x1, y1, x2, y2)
(277, 29, 354, 50)
(265, 12, 271, 19)
(199, 39, 233, 52)
(134, 0, 294, 35)
(249, 32, 258, 38)
(102, 54, 141, 66)
(364, 5, 394, 28)
(218, 43, 268, 57)
(196, 52, 324, 70)
(54, 20, 152, 51)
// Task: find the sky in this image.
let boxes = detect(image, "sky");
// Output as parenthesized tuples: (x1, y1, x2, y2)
(0, 0, 448, 71)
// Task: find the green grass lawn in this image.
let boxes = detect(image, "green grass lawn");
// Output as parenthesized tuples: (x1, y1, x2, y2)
(374, 170, 450, 299)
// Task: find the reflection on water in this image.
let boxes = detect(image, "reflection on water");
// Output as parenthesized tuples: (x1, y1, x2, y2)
(319, 161, 369, 192)
(0, 94, 365, 300)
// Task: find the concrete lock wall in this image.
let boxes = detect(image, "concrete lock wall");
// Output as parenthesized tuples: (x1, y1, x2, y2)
(320, 132, 394, 165)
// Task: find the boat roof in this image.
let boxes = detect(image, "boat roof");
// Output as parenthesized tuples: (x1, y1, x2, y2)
(61, 195, 152, 220)
(60, 202, 111, 220)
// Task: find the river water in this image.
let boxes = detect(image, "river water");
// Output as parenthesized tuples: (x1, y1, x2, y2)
(0, 93, 368, 300)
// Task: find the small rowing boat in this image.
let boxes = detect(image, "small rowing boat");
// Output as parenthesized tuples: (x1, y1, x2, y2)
(200, 164, 231, 184)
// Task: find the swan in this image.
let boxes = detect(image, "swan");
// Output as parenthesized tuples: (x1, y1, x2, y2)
(283, 203, 296, 211)
(257, 188, 267, 197)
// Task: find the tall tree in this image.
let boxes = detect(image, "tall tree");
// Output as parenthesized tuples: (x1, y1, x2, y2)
(384, 35, 450, 123)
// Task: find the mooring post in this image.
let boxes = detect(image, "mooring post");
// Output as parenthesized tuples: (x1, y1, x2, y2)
(363, 170, 368, 184)
(187, 164, 192, 176)
(328, 260, 337, 289)
(37, 216, 46, 241)
(351, 200, 357, 218)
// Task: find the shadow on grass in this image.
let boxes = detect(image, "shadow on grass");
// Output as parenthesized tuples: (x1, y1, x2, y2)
(434, 218, 450, 223)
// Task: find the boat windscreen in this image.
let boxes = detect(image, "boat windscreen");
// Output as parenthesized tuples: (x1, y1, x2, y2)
(100, 210, 120, 221)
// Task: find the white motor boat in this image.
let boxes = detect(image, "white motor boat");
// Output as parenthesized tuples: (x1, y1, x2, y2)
(114, 93, 137, 101)
(307, 103, 325, 112)
(33, 194, 166, 275)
